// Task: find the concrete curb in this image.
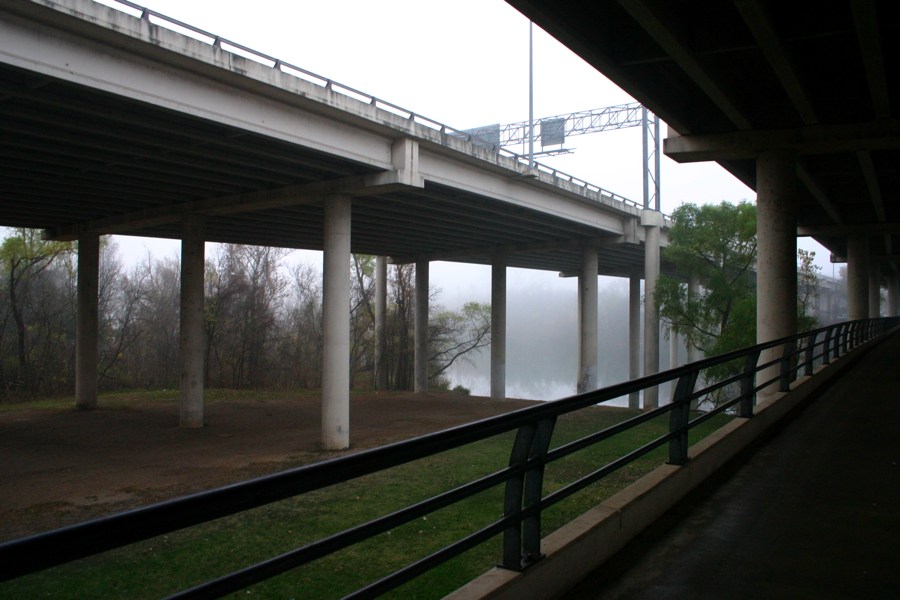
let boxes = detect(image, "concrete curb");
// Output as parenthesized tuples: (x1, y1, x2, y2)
(444, 333, 892, 600)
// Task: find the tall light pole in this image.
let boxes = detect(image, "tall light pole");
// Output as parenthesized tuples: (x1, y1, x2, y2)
(528, 21, 535, 170)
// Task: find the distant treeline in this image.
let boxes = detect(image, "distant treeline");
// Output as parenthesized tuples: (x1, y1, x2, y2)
(0, 229, 490, 400)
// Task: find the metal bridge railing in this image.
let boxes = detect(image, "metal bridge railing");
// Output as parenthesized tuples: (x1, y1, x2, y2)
(1, 317, 895, 597)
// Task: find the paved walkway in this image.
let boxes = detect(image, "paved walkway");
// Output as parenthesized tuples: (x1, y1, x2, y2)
(564, 332, 900, 600)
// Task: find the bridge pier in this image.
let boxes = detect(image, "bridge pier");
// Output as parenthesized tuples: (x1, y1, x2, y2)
(641, 210, 663, 409)
(888, 274, 900, 316)
(628, 274, 641, 408)
(75, 234, 99, 411)
(374, 256, 388, 391)
(179, 216, 206, 428)
(578, 247, 599, 394)
(414, 258, 429, 393)
(322, 196, 351, 449)
(756, 151, 797, 392)
(687, 275, 703, 364)
(869, 262, 881, 317)
(847, 236, 869, 319)
(491, 254, 507, 401)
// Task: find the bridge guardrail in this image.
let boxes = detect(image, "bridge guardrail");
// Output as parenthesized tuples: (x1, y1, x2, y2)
(100, 0, 649, 215)
(1, 317, 896, 596)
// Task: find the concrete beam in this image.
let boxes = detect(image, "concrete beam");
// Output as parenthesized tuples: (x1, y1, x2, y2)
(665, 119, 900, 163)
(75, 233, 99, 410)
(393, 235, 625, 265)
(414, 258, 429, 393)
(851, 0, 891, 119)
(322, 196, 351, 449)
(798, 222, 900, 237)
(735, 0, 818, 125)
(179, 216, 205, 428)
(619, 0, 751, 130)
(46, 169, 422, 241)
(491, 255, 507, 401)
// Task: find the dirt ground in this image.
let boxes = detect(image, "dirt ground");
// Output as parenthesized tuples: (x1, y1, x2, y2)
(0, 391, 536, 542)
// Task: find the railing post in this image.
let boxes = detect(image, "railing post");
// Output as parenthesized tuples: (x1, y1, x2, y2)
(501, 423, 534, 570)
(668, 369, 698, 465)
(822, 327, 832, 365)
(522, 417, 556, 568)
(834, 323, 843, 359)
(843, 322, 852, 353)
(502, 416, 556, 570)
(804, 331, 817, 376)
(740, 350, 761, 418)
(779, 340, 796, 392)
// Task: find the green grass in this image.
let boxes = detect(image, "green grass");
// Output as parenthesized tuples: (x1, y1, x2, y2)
(1, 404, 732, 599)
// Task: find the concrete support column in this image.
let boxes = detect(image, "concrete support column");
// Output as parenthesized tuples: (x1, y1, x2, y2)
(179, 216, 206, 428)
(490, 254, 507, 401)
(687, 275, 702, 363)
(322, 196, 351, 450)
(414, 258, 429, 393)
(75, 234, 99, 411)
(642, 210, 663, 409)
(868, 262, 881, 318)
(374, 256, 387, 391)
(577, 247, 598, 394)
(756, 151, 797, 392)
(888, 274, 900, 317)
(628, 274, 641, 409)
(669, 328, 679, 369)
(847, 236, 869, 320)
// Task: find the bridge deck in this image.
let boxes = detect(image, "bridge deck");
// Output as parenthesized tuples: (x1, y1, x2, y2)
(564, 331, 900, 599)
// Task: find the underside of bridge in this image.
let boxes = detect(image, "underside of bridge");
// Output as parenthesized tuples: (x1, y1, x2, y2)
(509, 0, 900, 382)
(509, 0, 900, 267)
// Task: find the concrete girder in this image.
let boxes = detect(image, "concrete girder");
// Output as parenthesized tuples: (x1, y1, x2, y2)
(664, 119, 900, 163)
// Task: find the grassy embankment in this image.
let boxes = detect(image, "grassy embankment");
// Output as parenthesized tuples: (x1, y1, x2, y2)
(1, 393, 731, 599)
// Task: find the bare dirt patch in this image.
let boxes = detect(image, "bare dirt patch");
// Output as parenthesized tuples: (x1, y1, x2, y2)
(0, 391, 536, 541)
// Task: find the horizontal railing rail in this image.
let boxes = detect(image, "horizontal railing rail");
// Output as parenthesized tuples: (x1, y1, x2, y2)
(89, 0, 652, 215)
(1, 317, 896, 597)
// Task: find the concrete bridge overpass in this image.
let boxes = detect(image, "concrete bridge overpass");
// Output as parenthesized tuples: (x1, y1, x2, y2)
(0, 0, 676, 448)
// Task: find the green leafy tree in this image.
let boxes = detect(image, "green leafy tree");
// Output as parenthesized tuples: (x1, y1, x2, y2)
(797, 248, 821, 331)
(657, 201, 757, 369)
(658, 202, 821, 397)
